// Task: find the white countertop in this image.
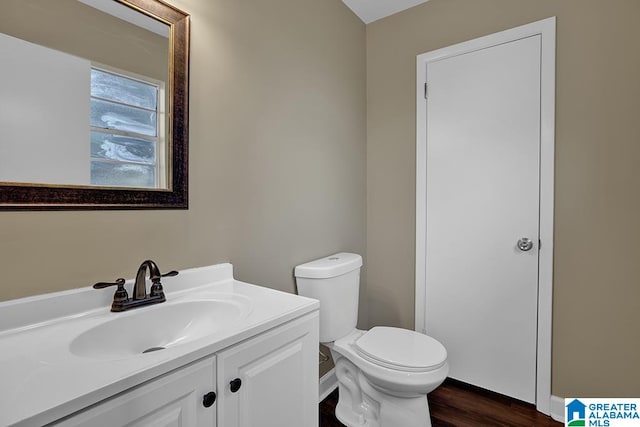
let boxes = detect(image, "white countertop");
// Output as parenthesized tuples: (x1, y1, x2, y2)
(0, 263, 318, 427)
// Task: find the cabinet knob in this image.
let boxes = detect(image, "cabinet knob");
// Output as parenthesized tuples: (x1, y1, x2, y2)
(203, 391, 216, 408)
(230, 378, 242, 393)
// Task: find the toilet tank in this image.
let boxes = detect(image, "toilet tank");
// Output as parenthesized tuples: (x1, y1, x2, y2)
(294, 253, 362, 343)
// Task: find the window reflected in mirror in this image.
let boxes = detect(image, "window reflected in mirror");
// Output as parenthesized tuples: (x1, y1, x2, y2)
(90, 67, 167, 189)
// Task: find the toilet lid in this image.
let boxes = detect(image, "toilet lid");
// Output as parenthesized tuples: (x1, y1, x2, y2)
(354, 327, 447, 372)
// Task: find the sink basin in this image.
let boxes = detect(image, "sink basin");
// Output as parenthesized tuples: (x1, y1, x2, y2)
(70, 298, 250, 359)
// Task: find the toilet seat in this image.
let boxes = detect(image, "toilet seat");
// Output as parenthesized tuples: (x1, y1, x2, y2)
(354, 327, 447, 372)
(331, 328, 449, 397)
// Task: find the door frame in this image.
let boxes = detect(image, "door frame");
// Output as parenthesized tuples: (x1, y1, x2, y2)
(414, 17, 556, 414)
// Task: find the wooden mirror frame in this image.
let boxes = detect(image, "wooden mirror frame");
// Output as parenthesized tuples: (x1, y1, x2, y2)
(0, 0, 189, 210)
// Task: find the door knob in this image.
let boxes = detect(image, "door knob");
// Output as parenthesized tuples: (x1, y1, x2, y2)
(517, 237, 533, 252)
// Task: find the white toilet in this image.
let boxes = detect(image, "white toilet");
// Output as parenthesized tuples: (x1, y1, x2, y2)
(295, 253, 448, 427)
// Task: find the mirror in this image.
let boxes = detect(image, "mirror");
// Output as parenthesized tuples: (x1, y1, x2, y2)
(0, 0, 189, 209)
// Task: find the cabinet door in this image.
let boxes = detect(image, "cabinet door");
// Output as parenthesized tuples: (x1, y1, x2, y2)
(53, 357, 216, 427)
(217, 313, 319, 427)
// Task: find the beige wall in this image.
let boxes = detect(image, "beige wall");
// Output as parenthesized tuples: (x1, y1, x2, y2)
(366, 0, 640, 397)
(0, 0, 367, 327)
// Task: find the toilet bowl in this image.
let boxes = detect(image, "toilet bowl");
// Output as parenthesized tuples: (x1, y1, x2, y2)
(295, 253, 448, 427)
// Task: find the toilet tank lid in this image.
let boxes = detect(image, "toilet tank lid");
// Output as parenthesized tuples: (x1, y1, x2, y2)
(294, 253, 362, 279)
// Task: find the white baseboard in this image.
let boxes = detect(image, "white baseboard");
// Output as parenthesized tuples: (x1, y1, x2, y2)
(550, 395, 565, 423)
(319, 368, 338, 402)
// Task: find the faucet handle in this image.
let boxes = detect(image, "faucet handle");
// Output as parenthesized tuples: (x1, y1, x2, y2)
(93, 278, 126, 289)
(149, 270, 177, 299)
(93, 278, 129, 309)
(161, 270, 179, 278)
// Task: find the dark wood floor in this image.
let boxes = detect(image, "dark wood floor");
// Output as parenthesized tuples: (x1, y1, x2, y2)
(319, 379, 562, 427)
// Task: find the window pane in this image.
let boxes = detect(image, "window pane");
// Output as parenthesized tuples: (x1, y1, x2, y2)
(91, 132, 155, 165)
(91, 98, 157, 136)
(91, 161, 156, 188)
(91, 69, 157, 110)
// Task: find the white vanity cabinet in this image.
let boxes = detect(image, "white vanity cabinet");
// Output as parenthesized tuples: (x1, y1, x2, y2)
(0, 263, 320, 427)
(52, 312, 318, 427)
(217, 312, 319, 427)
(53, 356, 217, 427)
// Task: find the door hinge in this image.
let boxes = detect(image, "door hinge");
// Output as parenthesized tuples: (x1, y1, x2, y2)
(424, 82, 428, 99)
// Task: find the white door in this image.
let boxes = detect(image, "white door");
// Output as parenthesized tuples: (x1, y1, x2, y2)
(424, 35, 541, 403)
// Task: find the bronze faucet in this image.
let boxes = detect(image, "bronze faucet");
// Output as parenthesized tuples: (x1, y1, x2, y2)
(93, 260, 178, 312)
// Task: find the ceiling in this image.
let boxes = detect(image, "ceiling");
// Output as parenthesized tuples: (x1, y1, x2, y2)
(342, 0, 429, 24)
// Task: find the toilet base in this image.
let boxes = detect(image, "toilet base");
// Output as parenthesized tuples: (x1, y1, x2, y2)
(332, 352, 433, 427)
